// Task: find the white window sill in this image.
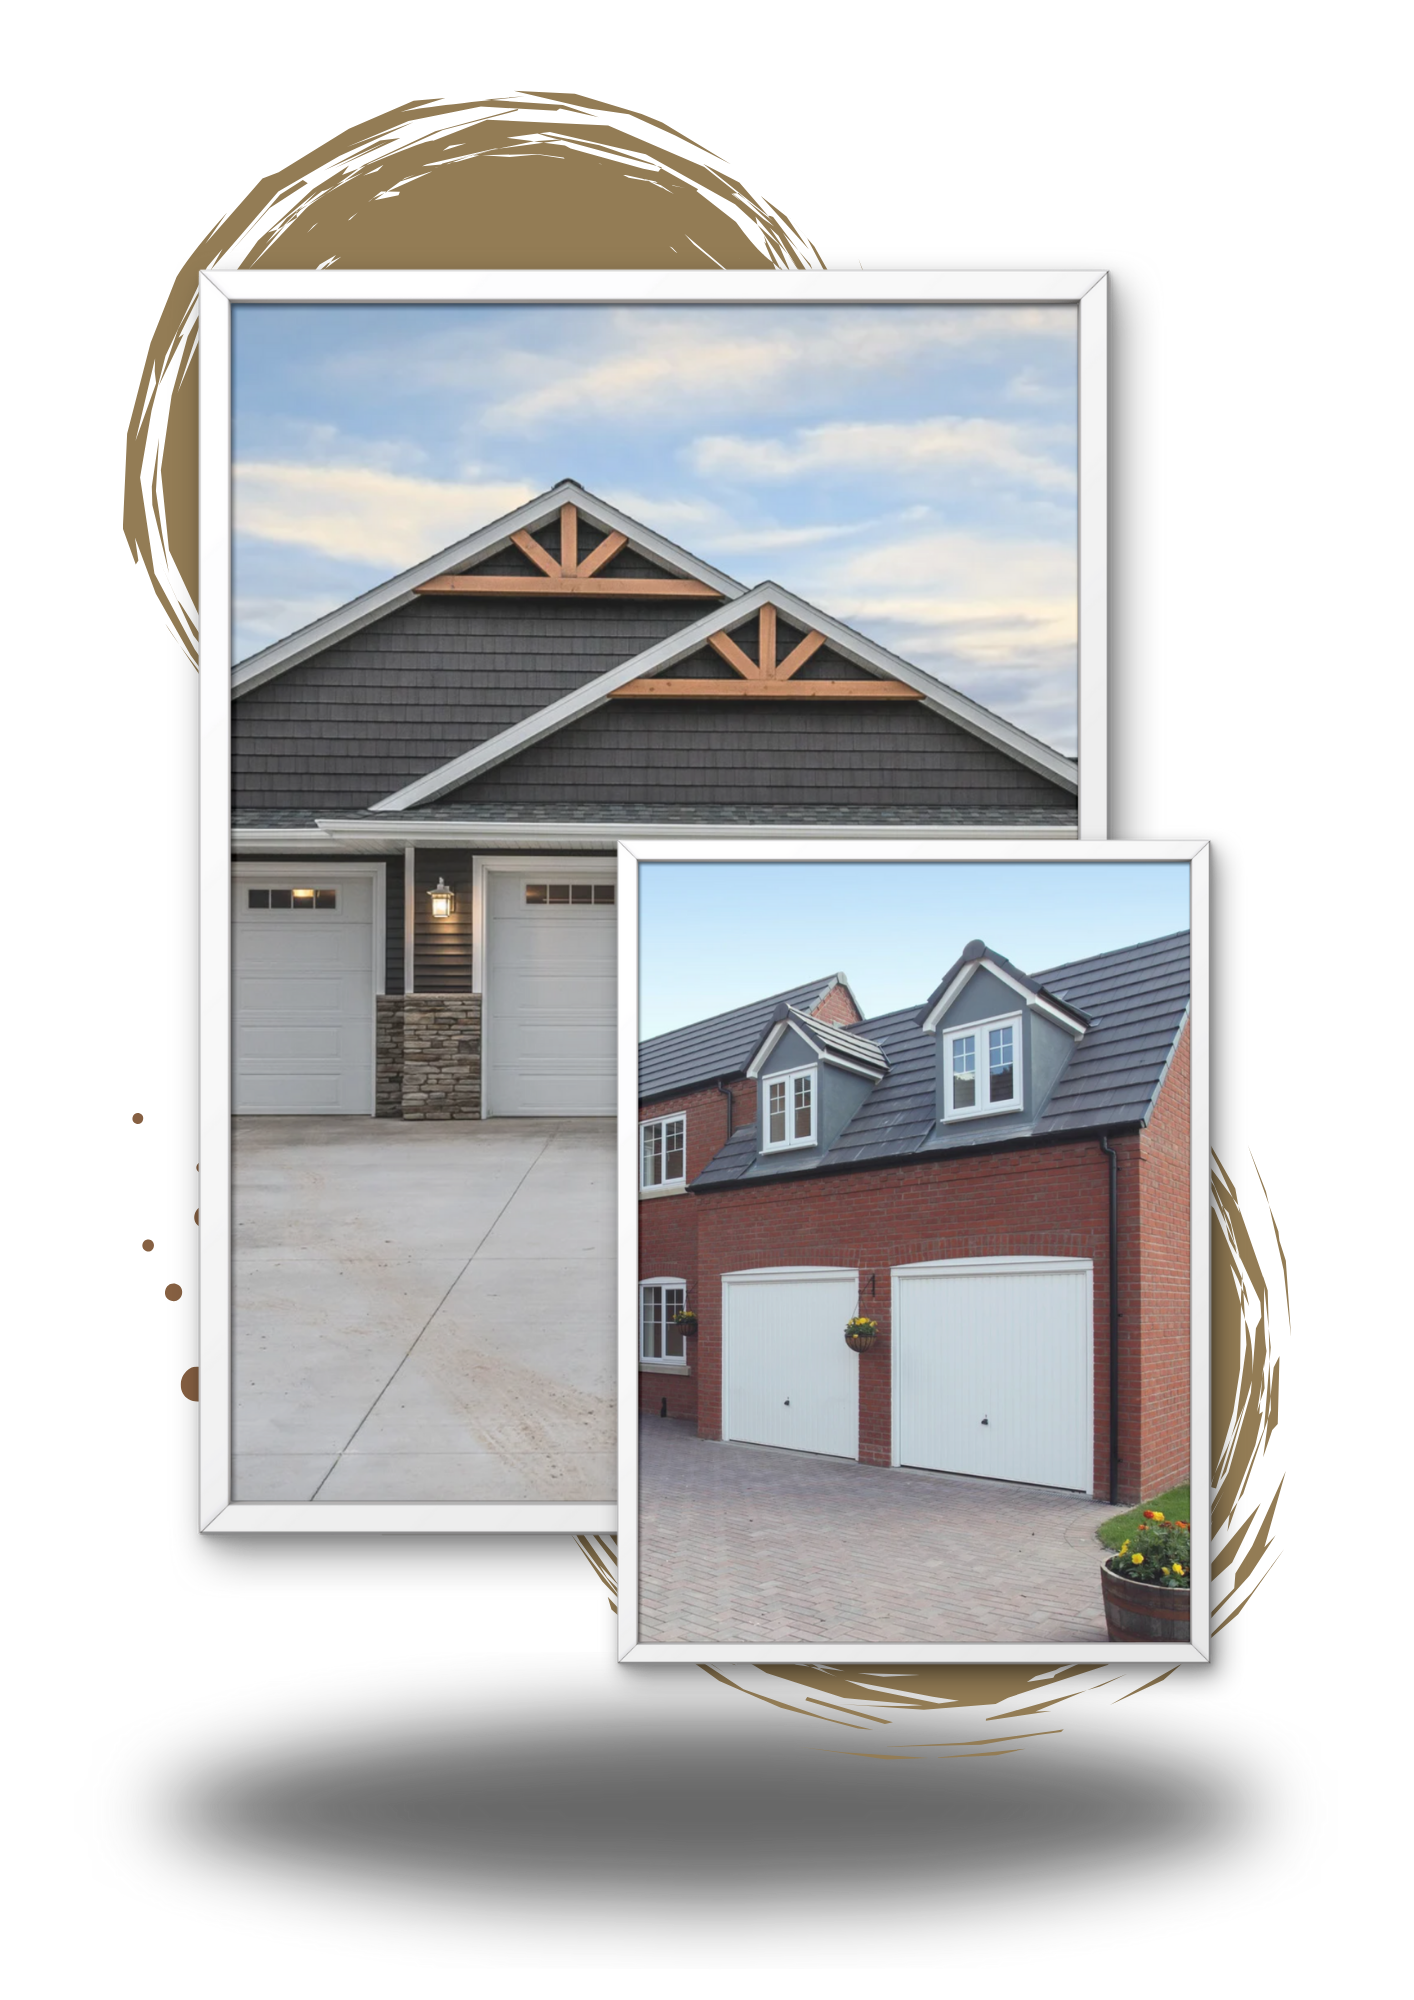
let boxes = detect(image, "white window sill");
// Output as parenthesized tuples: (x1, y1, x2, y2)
(639, 1182, 688, 1200)
(639, 1360, 692, 1374)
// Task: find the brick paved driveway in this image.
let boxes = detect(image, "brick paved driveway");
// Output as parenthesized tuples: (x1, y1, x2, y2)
(638, 1417, 1114, 1645)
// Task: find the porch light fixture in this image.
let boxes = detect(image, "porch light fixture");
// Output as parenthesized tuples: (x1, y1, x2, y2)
(427, 877, 456, 920)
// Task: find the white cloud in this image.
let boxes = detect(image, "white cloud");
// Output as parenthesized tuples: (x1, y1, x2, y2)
(688, 417, 1074, 491)
(476, 305, 1075, 428)
(233, 462, 535, 568)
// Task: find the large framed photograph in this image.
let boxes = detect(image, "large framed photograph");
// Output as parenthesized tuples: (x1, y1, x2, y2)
(198, 269, 1107, 1531)
(617, 838, 1208, 1662)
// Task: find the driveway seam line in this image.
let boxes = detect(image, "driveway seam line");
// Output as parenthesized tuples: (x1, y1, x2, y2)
(309, 1126, 558, 1499)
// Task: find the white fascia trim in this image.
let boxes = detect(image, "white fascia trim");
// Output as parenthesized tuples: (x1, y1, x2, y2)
(230, 479, 745, 698)
(370, 580, 1078, 813)
(819, 1049, 888, 1081)
(920, 958, 1087, 1036)
(311, 818, 1072, 848)
(745, 1016, 811, 1079)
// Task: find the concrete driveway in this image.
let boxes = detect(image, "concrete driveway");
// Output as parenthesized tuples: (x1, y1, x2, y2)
(638, 1417, 1114, 1645)
(232, 1117, 614, 1504)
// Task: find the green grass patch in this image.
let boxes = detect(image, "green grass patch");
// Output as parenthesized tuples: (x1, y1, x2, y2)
(1097, 1484, 1191, 1551)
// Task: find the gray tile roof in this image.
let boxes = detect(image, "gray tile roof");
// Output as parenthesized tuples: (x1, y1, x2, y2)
(767, 1006, 890, 1080)
(232, 803, 1076, 828)
(689, 931, 1190, 1187)
(639, 977, 853, 1101)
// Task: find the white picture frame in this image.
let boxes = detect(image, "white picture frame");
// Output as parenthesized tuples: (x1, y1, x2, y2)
(199, 269, 1106, 1533)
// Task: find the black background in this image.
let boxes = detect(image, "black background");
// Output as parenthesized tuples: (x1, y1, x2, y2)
(105, 78, 1312, 1952)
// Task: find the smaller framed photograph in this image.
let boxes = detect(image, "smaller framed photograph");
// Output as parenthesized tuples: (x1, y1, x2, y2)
(617, 839, 1209, 1664)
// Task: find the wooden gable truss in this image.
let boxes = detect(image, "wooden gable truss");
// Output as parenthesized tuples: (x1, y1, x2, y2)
(414, 502, 722, 600)
(609, 602, 922, 701)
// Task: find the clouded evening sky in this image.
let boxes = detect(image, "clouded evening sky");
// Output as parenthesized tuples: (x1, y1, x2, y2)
(232, 303, 1079, 749)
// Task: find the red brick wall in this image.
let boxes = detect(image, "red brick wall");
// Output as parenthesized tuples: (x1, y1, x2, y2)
(1132, 1019, 1192, 1499)
(811, 981, 863, 1027)
(679, 1101, 1190, 1504)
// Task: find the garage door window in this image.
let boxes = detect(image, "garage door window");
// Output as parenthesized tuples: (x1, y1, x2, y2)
(246, 887, 338, 910)
(524, 882, 616, 905)
(641, 1281, 688, 1362)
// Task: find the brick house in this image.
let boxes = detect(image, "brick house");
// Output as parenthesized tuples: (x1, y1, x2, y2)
(230, 480, 1078, 1122)
(637, 931, 1190, 1506)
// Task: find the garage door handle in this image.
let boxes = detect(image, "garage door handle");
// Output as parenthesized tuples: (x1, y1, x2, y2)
(784, 1399, 790, 1406)
(981, 1416, 989, 1425)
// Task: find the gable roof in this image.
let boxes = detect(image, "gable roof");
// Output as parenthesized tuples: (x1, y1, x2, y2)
(689, 931, 1190, 1187)
(231, 479, 745, 698)
(638, 975, 859, 1101)
(917, 937, 1090, 1035)
(371, 578, 1078, 811)
(745, 1005, 890, 1082)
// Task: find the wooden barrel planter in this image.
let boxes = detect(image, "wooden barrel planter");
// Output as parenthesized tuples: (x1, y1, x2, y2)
(1100, 1563, 1192, 1642)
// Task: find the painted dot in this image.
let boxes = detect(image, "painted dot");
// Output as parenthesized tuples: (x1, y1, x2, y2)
(165, 1283, 183, 1302)
(132, 1113, 143, 1124)
(180, 1367, 199, 1402)
(142, 1239, 154, 1252)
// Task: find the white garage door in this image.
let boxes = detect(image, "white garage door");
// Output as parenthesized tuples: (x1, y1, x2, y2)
(233, 875, 375, 1113)
(723, 1269, 859, 1459)
(485, 869, 616, 1115)
(894, 1258, 1092, 1492)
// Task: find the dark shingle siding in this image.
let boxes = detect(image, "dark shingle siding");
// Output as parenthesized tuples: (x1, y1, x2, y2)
(231, 595, 706, 812)
(689, 933, 1190, 1187)
(447, 701, 1076, 812)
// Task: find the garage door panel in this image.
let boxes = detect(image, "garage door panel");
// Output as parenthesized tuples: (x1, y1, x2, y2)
(724, 1274, 858, 1459)
(486, 872, 616, 1116)
(896, 1265, 1090, 1492)
(233, 878, 375, 1115)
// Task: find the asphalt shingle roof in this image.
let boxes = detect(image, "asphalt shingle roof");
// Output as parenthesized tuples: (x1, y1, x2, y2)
(639, 977, 852, 1101)
(232, 803, 1075, 828)
(689, 931, 1190, 1187)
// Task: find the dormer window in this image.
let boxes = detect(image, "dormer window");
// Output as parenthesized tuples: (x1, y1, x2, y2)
(942, 1013, 1022, 1120)
(763, 1065, 816, 1150)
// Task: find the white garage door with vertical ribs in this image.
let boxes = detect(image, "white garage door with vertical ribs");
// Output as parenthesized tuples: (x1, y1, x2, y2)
(894, 1258, 1093, 1493)
(233, 874, 375, 1114)
(485, 869, 616, 1115)
(723, 1269, 859, 1459)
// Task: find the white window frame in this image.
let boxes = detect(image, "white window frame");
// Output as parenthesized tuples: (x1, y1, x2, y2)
(942, 1011, 1023, 1121)
(639, 1278, 690, 1368)
(761, 1063, 818, 1151)
(639, 1113, 687, 1193)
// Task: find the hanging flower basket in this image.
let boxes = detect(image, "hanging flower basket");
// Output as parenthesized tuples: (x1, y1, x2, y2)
(844, 1316, 879, 1353)
(1100, 1510, 1192, 1641)
(668, 1310, 698, 1337)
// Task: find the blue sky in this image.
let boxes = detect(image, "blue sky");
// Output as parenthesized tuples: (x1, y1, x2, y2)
(638, 861, 1190, 1038)
(231, 303, 1078, 748)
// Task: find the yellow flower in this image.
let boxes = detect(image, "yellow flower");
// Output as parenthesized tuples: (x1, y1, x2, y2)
(1143, 1510, 1165, 1523)
(1173, 1563, 1185, 1577)
(1131, 1553, 1144, 1565)
(1118, 1539, 1129, 1554)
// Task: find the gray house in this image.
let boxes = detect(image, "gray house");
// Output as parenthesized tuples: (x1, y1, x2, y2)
(231, 480, 1079, 1122)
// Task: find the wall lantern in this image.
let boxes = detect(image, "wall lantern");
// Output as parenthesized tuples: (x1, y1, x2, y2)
(427, 877, 456, 920)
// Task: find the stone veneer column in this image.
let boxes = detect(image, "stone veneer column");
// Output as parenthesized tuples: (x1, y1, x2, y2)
(375, 996, 406, 1117)
(400, 995, 482, 1119)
